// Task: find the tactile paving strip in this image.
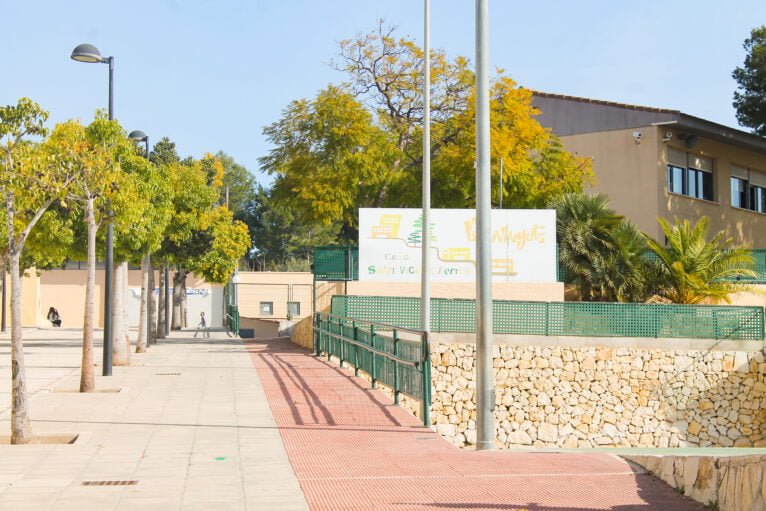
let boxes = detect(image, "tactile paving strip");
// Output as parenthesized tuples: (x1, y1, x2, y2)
(247, 339, 704, 511)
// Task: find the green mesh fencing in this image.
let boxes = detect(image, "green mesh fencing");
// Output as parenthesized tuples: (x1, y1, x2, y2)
(313, 246, 358, 281)
(331, 295, 764, 340)
(313, 312, 431, 425)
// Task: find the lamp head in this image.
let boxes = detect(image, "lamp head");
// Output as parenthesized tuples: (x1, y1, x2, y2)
(70, 43, 103, 63)
(128, 130, 148, 142)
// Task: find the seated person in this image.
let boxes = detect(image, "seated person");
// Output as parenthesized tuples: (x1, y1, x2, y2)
(47, 307, 62, 327)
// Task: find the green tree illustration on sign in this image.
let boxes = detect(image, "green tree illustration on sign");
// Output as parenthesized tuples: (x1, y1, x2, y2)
(407, 214, 437, 246)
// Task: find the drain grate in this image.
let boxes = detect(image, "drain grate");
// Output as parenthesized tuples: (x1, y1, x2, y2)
(156, 373, 181, 376)
(82, 480, 138, 486)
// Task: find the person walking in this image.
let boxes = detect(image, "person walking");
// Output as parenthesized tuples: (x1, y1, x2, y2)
(194, 311, 209, 338)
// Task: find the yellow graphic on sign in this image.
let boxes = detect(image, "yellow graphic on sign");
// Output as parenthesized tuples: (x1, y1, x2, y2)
(492, 258, 517, 276)
(371, 214, 402, 238)
(442, 248, 471, 261)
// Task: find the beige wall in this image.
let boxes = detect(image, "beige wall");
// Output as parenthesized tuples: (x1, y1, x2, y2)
(237, 272, 314, 321)
(560, 126, 663, 239)
(560, 126, 766, 245)
(345, 281, 563, 302)
(661, 131, 766, 246)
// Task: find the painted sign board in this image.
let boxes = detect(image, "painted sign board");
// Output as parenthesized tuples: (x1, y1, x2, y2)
(359, 208, 556, 282)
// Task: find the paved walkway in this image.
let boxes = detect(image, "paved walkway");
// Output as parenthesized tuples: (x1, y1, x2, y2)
(0, 328, 705, 510)
(0, 328, 307, 510)
(247, 338, 705, 511)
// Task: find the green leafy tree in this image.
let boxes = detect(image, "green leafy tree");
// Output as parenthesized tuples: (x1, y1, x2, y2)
(733, 26, 766, 135)
(0, 99, 78, 443)
(644, 217, 757, 304)
(249, 184, 339, 271)
(261, 23, 593, 240)
(215, 151, 256, 219)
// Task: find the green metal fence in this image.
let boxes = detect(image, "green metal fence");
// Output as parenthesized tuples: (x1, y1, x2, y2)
(226, 304, 240, 336)
(316, 246, 766, 284)
(331, 295, 765, 340)
(313, 246, 358, 281)
(313, 312, 431, 425)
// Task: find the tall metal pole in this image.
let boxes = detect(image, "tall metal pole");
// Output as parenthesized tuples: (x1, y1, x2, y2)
(164, 265, 170, 336)
(421, 0, 431, 337)
(102, 56, 115, 377)
(1, 270, 6, 332)
(475, 0, 495, 451)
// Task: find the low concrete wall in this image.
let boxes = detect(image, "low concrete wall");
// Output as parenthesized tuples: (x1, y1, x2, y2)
(428, 337, 766, 450)
(623, 453, 766, 510)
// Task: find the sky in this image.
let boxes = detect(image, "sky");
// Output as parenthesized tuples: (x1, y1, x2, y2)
(2, 1, 765, 185)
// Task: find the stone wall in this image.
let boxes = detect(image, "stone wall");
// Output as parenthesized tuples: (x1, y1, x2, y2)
(623, 453, 766, 510)
(430, 342, 766, 449)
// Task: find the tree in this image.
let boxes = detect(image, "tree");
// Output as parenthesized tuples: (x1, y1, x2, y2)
(261, 23, 593, 240)
(58, 115, 128, 392)
(644, 217, 757, 304)
(733, 26, 766, 135)
(249, 183, 340, 270)
(550, 193, 659, 302)
(215, 151, 255, 220)
(0, 99, 76, 443)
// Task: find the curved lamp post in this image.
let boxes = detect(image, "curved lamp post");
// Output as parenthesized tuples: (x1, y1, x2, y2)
(71, 43, 115, 377)
(128, 130, 149, 157)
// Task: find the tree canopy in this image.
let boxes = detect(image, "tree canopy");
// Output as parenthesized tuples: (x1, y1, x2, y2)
(260, 23, 593, 241)
(733, 25, 766, 135)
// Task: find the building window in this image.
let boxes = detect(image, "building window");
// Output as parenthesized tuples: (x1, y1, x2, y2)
(733, 176, 766, 213)
(260, 302, 273, 316)
(732, 177, 748, 209)
(688, 168, 713, 200)
(666, 149, 714, 201)
(287, 302, 300, 318)
(668, 165, 685, 194)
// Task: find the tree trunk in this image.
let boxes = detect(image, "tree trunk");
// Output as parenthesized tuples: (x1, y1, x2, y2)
(9, 249, 32, 444)
(80, 197, 96, 393)
(123, 264, 130, 354)
(136, 254, 149, 353)
(147, 260, 156, 346)
(112, 262, 129, 366)
(172, 268, 186, 330)
(157, 266, 166, 339)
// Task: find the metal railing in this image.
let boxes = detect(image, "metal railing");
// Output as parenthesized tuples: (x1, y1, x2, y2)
(313, 312, 431, 425)
(331, 295, 765, 341)
(226, 304, 240, 336)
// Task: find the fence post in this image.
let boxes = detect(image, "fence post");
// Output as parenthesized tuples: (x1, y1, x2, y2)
(714, 310, 719, 340)
(327, 317, 333, 362)
(393, 330, 400, 405)
(313, 313, 320, 356)
(421, 332, 431, 427)
(370, 324, 377, 389)
(353, 321, 359, 377)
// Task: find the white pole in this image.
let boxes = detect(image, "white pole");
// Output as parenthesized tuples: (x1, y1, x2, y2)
(475, 0, 495, 451)
(421, 0, 431, 337)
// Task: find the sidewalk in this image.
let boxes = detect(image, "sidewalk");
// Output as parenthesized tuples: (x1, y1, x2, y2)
(0, 328, 307, 511)
(0, 328, 704, 510)
(247, 338, 705, 511)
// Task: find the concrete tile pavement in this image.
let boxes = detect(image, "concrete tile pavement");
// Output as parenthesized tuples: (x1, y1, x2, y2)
(0, 327, 308, 511)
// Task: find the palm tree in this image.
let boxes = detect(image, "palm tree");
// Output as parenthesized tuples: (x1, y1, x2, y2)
(644, 217, 757, 304)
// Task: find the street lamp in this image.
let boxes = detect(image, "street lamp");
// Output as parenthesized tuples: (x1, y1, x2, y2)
(71, 43, 115, 377)
(128, 130, 148, 157)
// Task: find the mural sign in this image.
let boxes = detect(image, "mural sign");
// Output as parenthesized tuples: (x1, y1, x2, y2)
(359, 208, 556, 282)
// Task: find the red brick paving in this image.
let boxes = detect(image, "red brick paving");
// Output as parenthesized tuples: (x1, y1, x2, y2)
(246, 339, 704, 511)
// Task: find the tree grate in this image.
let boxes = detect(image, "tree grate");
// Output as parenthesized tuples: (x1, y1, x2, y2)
(82, 480, 138, 486)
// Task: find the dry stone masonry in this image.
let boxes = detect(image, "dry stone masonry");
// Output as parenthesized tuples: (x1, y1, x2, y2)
(429, 343, 766, 449)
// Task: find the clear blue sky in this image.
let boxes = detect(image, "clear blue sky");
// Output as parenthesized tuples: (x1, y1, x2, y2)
(2, 1, 765, 185)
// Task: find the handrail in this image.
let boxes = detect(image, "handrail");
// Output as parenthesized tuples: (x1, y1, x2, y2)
(314, 311, 431, 426)
(319, 312, 427, 336)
